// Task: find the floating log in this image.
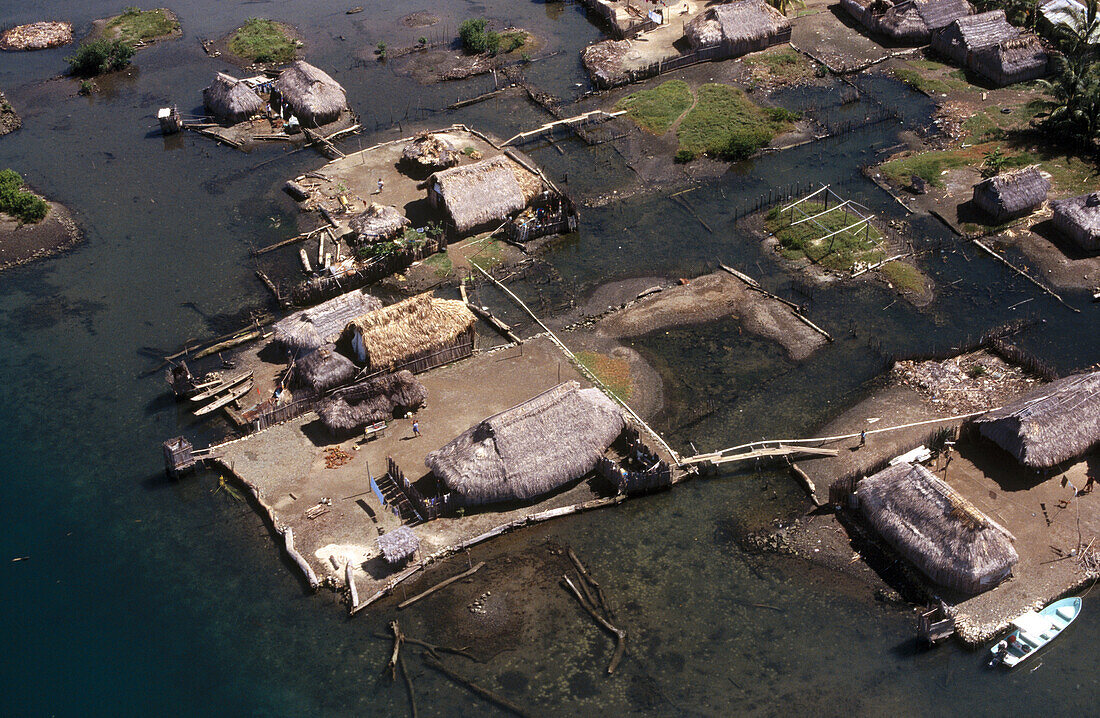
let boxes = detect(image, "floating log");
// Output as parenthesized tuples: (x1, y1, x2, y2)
(567, 548, 612, 617)
(346, 561, 359, 607)
(283, 180, 310, 201)
(422, 656, 531, 718)
(562, 575, 626, 674)
(300, 248, 312, 274)
(253, 225, 328, 256)
(789, 462, 822, 507)
(398, 561, 485, 610)
(255, 270, 280, 302)
(718, 263, 832, 341)
(972, 238, 1079, 313)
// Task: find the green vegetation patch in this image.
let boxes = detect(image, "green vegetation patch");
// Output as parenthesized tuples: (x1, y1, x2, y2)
(422, 251, 453, 277)
(0, 169, 49, 223)
(676, 84, 796, 161)
(105, 8, 178, 43)
(575, 351, 633, 400)
(766, 201, 884, 271)
(879, 261, 927, 294)
(880, 150, 970, 187)
(459, 18, 502, 54)
(468, 238, 505, 272)
(617, 80, 693, 134)
(67, 38, 135, 76)
(891, 60, 976, 95)
(743, 48, 812, 82)
(229, 19, 298, 64)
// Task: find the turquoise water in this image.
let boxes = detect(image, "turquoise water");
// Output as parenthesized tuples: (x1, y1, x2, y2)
(1, 1, 1098, 715)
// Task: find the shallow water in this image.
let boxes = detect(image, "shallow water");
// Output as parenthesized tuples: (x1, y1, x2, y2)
(1, 1, 1098, 715)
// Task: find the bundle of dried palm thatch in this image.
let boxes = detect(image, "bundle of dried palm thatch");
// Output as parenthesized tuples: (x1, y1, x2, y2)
(402, 132, 460, 170)
(203, 72, 264, 125)
(275, 60, 347, 127)
(317, 370, 427, 434)
(425, 381, 626, 506)
(856, 462, 1018, 594)
(273, 290, 382, 353)
(348, 203, 410, 244)
(344, 293, 476, 372)
(378, 526, 420, 566)
(291, 346, 357, 393)
(427, 155, 535, 234)
(975, 369, 1100, 468)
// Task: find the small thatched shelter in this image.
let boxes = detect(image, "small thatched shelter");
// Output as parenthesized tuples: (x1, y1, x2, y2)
(203, 73, 264, 125)
(933, 10, 1019, 64)
(425, 382, 626, 506)
(343, 293, 477, 373)
(684, 2, 792, 55)
(291, 347, 357, 393)
(378, 526, 420, 566)
(932, 10, 1047, 84)
(875, 0, 974, 43)
(972, 166, 1050, 223)
(317, 370, 427, 435)
(856, 462, 1018, 594)
(273, 290, 382, 353)
(427, 156, 541, 235)
(975, 370, 1100, 468)
(402, 132, 460, 170)
(582, 39, 632, 89)
(348, 203, 410, 244)
(275, 61, 347, 127)
(1052, 192, 1100, 251)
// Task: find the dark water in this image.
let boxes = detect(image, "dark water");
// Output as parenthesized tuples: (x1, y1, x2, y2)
(1, 2, 1098, 715)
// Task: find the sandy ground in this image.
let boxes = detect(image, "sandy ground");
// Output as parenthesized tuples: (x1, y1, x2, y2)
(0, 202, 82, 272)
(216, 336, 670, 603)
(595, 270, 828, 360)
(789, 2, 900, 73)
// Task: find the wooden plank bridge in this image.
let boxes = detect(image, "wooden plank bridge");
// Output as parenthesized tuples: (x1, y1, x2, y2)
(501, 110, 626, 146)
(681, 444, 839, 467)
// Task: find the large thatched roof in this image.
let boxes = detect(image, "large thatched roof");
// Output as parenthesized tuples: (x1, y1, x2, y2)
(877, 0, 973, 42)
(973, 166, 1049, 220)
(973, 34, 1049, 85)
(203, 72, 264, 125)
(428, 156, 529, 234)
(317, 370, 427, 435)
(857, 462, 1018, 594)
(934, 10, 1019, 62)
(402, 132, 460, 170)
(276, 61, 347, 127)
(975, 370, 1100, 468)
(1052, 192, 1100, 250)
(291, 347, 357, 393)
(344, 293, 477, 371)
(273, 290, 382, 353)
(378, 526, 420, 565)
(685, 2, 791, 50)
(348, 203, 410, 244)
(425, 381, 626, 506)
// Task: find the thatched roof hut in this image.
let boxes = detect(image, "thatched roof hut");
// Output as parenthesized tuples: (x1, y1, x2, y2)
(402, 132, 460, 170)
(582, 39, 632, 89)
(425, 382, 626, 506)
(877, 0, 974, 43)
(348, 203, 410, 244)
(972, 166, 1050, 223)
(684, 2, 792, 55)
(378, 526, 420, 566)
(291, 347, 357, 393)
(427, 156, 539, 235)
(856, 462, 1018, 594)
(317, 370, 427, 435)
(975, 370, 1100, 468)
(1052, 192, 1100, 251)
(203, 73, 264, 125)
(933, 10, 1020, 65)
(275, 61, 347, 127)
(273, 290, 382, 353)
(971, 34, 1049, 86)
(344, 293, 477, 373)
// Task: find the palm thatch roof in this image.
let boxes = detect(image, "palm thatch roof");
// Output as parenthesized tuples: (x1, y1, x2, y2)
(975, 370, 1100, 468)
(1052, 192, 1100, 251)
(427, 156, 530, 234)
(685, 2, 792, 52)
(291, 346, 357, 393)
(402, 132, 460, 170)
(275, 61, 347, 127)
(317, 370, 427, 435)
(348, 203, 410, 244)
(378, 526, 420, 565)
(344, 293, 477, 372)
(972, 34, 1049, 85)
(203, 72, 264, 125)
(933, 10, 1019, 63)
(856, 462, 1018, 594)
(425, 382, 626, 506)
(273, 290, 382, 353)
(582, 39, 632, 89)
(876, 0, 973, 42)
(972, 166, 1050, 222)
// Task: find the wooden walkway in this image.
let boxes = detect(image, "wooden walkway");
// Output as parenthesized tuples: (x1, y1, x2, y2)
(501, 110, 626, 146)
(682, 445, 838, 466)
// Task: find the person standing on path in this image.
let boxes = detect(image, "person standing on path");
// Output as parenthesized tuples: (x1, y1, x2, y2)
(377, 178, 384, 194)
(412, 419, 420, 438)
(859, 429, 866, 448)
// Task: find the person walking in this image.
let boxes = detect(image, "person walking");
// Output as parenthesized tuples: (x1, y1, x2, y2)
(412, 419, 420, 438)
(377, 178, 384, 194)
(859, 429, 866, 448)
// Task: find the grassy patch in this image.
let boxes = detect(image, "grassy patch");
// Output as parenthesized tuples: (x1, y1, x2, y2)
(879, 261, 927, 294)
(743, 48, 812, 82)
(617, 80, 693, 135)
(67, 38, 135, 76)
(229, 18, 298, 64)
(105, 8, 178, 43)
(0, 169, 48, 223)
(575, 351, 633, 400)
(891, 67, 954, 96)
(422, 251, 453, 277)
(468, 239, 505, 272)
(500, 31, 527, 53)
(676, 84, 796, 160)
(766, 201, 883, 271)
(880, 150, 970, 187)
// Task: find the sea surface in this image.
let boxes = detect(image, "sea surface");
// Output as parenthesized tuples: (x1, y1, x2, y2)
(1, 1, 1097, 715)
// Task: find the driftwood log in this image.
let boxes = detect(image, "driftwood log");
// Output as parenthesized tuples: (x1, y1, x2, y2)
(562, 575, 626, 674)
(398, 561, 484, 610)
(567, 547, 614, 618)
(422, 655, 531, 718)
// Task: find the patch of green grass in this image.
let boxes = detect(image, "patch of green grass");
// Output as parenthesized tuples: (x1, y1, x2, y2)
(575, 351, 633, 400)
(743, 48, 813, 82)
(879, 261, 927, 294)
(880, 150, 970, 187)
(105, 8, 178, 43)
(891, 68, 954, 96)
(676, 84, 795, 160)
(67, 38, 135, 76)
(229, 18, 298, 64)
(0, 169, 49, 223)
(422, 251, 453, 277)
(617, 80, 693, 135)
(500, 31, 526, 53)
(468, 239, 505, 272)
(767, 201, 883, 271)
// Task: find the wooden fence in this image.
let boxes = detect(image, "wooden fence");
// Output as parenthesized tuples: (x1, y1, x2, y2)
(290, 238, 444, 306)
(248, 395, 318, 433)
(387, 457, 456, 522)
(592, 45, 726, 90)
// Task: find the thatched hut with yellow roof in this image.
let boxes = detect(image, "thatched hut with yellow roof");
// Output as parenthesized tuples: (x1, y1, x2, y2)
(342, 293, 477, 373)
(426, 155, 544, 236)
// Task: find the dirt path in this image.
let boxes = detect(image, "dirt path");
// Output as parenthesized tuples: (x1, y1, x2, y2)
(666, 85, 698, 136)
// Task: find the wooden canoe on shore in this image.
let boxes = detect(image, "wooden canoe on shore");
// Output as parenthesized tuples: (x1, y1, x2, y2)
(193, 380, 254, 416)
(189, 369, 253, 402)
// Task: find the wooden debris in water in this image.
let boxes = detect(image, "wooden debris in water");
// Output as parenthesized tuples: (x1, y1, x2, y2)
(398, 561, 485, 610)
(562, 574, 626, 674)
(422, 654, 531, 718)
